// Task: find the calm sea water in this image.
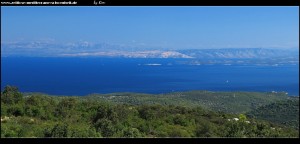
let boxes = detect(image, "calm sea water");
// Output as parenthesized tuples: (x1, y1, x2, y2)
(1, 57, 299, 96)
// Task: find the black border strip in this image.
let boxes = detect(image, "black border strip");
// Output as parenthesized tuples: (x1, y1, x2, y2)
(1, 137, 300, 144)
(1, 0, 299, 6)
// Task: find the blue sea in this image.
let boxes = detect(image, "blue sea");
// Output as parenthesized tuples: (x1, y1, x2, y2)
(1, 57, 299, 96)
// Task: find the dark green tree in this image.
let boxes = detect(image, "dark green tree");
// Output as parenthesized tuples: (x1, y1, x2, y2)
(44, 123, 69, 137)
(1, 85, 23, 104)
(94, 118, 115, 137)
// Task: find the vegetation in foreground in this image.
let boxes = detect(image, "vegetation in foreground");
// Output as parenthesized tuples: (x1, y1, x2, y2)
(246, 99, 299, 130)
(1, 86, 299, 138)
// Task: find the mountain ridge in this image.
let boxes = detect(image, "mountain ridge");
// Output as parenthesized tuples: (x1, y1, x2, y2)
(2, 41, 299, 59)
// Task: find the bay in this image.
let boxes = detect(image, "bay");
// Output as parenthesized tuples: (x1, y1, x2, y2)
(1, 57, 299, 96)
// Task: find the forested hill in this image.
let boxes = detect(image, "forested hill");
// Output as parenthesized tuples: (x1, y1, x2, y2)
(1, 86, 299, 138)
(247, 98, 299, 130)
(82, 91, 292, 114)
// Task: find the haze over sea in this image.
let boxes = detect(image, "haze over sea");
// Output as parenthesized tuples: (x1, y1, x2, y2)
(1, 57, 299, 96)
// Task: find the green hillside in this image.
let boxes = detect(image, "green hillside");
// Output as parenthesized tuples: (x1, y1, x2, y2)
(1, 86, 298, 138)
(82, 90, 291, 114)
(247, 98, 299, 130)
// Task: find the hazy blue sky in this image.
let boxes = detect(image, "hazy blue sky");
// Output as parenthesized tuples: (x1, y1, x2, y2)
(2, 6, 299, 49)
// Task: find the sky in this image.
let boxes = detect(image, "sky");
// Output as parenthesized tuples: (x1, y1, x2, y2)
(1, 6, 299, 50)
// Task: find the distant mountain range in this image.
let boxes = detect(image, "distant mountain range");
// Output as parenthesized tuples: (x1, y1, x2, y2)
(178, 48, 299, 59)
(1, 41, 299, 60)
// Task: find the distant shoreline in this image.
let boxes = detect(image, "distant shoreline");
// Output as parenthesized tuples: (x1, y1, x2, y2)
(21, 90, 299, 97)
